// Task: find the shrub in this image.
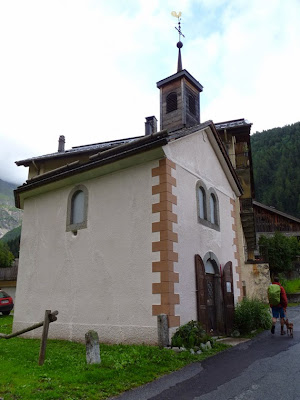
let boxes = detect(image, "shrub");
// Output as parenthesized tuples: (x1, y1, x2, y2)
(0, 241, 14, 267)
(234, 298, 272, 335)
(259, 232, 300, 275)
(171, 321, 213, 349)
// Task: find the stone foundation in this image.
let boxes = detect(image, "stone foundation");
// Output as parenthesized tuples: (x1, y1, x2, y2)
(243, 263, 271, 302)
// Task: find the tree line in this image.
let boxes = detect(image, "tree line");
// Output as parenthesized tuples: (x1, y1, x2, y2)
(251, 122, 300, 219)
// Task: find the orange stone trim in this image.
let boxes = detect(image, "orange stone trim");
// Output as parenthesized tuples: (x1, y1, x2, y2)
(230, 197, 243, 301)
(152, 158, 180, 327)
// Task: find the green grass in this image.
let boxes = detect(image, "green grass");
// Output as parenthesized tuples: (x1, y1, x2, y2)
(0, 316, 229, 399)
(281, 278, 300, 294)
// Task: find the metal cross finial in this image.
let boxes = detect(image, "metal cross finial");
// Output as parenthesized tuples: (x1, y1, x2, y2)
(171, 11, 185, 41)
(171, 11, 185, 72)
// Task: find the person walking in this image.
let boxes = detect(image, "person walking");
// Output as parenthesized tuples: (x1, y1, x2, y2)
(268, 277, 288, 335)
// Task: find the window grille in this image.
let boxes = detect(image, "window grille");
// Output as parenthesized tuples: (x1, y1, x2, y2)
(166, 92, 177, 113)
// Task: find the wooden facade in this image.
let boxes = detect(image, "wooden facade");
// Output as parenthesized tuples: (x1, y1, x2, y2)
(253, 200, 300, 236)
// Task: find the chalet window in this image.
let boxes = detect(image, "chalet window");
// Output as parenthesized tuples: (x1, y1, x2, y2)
(66, 185, 88, 233)
(189, 94, 196, 115)
(166, 92, 177, 113)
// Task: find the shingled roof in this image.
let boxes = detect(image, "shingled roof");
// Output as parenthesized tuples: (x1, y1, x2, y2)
(15, 121, 243, 208)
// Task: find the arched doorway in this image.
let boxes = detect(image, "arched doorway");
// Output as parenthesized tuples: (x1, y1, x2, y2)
(195, 253, 225, 334)
(205, 259, 217, 332)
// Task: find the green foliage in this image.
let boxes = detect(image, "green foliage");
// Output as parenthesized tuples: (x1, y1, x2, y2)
(1, 225, 21, 243)
(0, 316, 229, 400)
(171, 320, 213, 349)
(234, 298, 272, 335)
(0, 241, 14, 267)
(251, 122, 300, 218)
(280, 278, 300, 294)
(1, 226, 21, 258)
(259, 232, 300, 274)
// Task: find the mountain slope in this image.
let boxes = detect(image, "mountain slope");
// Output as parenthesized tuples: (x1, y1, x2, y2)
(0, 179, 22, 238)
(251, 122, 300, 218)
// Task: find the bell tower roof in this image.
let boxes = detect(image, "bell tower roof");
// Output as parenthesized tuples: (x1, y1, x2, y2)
(156, 69, 203, 92)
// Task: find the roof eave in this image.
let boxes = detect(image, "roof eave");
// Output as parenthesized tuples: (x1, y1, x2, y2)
(14, 136, 168, 209)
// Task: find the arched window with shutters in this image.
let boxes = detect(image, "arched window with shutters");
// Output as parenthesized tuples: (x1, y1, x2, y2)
(166, 92, 177, 113)
(66, 185, 88, 233)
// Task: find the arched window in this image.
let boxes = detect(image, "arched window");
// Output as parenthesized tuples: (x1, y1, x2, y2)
(205, 259, 215, 274)
(66, 185, 88, 232)
(71, 190, 85, 224)
(196, 180, 208, 223)
(166, 92, 177, 113)
(198, 187, 206, 220)
(210, 194, 216, 224)
(209, 192, 219, 227)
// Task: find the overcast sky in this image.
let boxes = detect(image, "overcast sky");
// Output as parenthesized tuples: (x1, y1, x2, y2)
(1, 0, 300, 185)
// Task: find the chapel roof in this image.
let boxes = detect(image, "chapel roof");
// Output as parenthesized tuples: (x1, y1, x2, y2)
(14, 120, 243, 208)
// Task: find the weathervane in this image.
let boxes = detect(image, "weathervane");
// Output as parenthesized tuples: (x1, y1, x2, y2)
(171, 11, 185, 41)
(171, 11, 184, 72)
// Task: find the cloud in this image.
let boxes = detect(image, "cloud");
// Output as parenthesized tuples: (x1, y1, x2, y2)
(0, 0, 299, 184)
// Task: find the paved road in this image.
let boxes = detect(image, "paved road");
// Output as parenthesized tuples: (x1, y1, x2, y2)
(112, 306, 300, 400)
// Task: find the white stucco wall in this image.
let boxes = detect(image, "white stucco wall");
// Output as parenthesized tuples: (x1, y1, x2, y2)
(164, 129, 240, 326)
(13, 160, 160, 344)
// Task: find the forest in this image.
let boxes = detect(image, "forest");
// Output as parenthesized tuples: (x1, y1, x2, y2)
(251, 122, 300, 219)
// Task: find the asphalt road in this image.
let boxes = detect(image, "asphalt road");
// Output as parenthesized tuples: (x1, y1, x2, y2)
(112, 305, 300, 400)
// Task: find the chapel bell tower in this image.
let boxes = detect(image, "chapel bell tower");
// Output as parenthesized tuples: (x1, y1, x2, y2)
(156, 13, 203, 132)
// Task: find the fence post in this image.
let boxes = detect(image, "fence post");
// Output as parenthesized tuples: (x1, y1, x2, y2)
(157, 314, 169, 348)
(38, 310, 51, 366)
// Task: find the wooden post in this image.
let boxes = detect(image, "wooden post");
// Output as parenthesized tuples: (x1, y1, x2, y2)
(0, 310, 58, 340)
(38, 310, 51, 366)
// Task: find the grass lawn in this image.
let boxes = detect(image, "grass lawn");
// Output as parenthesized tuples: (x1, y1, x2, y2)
(0, 315, 229, 400)
(282, 278, 300, 294)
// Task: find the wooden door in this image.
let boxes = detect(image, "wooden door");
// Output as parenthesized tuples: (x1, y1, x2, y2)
(195, 255, 208, 331)
(222, 261, 234, 334)
(206, 273, 217, 332)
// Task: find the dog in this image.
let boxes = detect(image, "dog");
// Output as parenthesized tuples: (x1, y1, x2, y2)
(284, 318, 294, 338)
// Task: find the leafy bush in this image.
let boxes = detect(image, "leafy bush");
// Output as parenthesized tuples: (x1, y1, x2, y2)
(171, 321, 213, 349)
(234, 298, 272, 335)
(259, 232, 300, 275)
